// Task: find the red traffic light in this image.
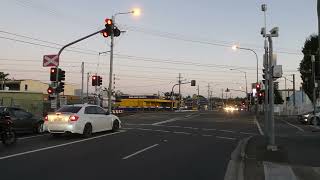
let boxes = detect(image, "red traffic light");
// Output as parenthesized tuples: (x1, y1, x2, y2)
(105, 18, 112, 25)
(258, 92, 263, 97)
(47, 87, 54, 94)
(51, 68, 56, 73)
(102, 31, 109, 37)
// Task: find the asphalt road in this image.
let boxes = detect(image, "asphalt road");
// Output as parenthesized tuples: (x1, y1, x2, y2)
(0, 111, 260, 180)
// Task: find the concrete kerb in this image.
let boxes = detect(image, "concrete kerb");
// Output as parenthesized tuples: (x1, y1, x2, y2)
(224, 136, 253, 180)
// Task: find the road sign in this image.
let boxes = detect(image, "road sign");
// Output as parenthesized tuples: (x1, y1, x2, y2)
(43, 54, 59, 67)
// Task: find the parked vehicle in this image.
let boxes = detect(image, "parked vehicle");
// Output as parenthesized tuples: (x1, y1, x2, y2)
(0, 109, 17, 146)
(44, 104, 121, 137)
(0, 106, 44, 134)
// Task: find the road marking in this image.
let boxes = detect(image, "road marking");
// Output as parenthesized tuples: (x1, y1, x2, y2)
(0, 131, 124, 161)
(239, 132, 258, 135)
(202, 134, 213, 137)
(173, 131, 191, 135)
(183, 126, 199, 130)
(280, 119, 305, 132)
(216, 136, 236, 140)
(18, 134, 48, 140)
(263, 161, 298, 180)
(202, 128, 217, 131)
(219, 130, 234, 133)
(254, 116, 264, 135)
(152, 117, 180, 125)
(123, 127, 170, 133)
(122, 144, 159, 160)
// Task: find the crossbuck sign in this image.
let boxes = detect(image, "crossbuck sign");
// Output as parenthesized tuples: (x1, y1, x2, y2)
(43, 54, 59, 67)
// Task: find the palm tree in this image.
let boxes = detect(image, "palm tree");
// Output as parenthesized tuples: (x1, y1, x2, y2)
(0, 72, 9, 90)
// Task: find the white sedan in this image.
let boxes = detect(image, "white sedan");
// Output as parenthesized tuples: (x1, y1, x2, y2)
(44, 104, 121, 137)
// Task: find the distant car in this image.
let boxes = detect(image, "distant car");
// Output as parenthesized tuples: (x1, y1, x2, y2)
(309, 112, 320, 126)
(0, 106, 44, 134)
(44, 104, 121, 137)
(298, 112, 312, 124)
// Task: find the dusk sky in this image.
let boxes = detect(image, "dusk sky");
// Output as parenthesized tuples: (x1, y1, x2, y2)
(0, 0, 317, 97)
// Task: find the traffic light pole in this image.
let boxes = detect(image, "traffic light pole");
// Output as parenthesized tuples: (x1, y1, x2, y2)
(54, 28, 106, 110)
(107, 15, 115, 114)
(267, 35, 276, 151)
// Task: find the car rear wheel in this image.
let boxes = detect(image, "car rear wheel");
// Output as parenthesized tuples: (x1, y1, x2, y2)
(112, 120, 120, 132)
(83, 124, 92, 138)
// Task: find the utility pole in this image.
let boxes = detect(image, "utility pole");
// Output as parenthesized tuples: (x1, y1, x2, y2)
(81, 62, 84, 103)
(210, 91, 213, 110)
(207, 83, 210, 111)
(268, 35, 276, 150)
(312, 55, 317, 125)
(293, 74, 296, 108)
(178, 73, 182, 110)
(318, 0, 320, 55)
(262, 3, 269, 137)
(87, 72, 90, 103)
(107, 15, 115, 114)
(197, 85, 200, 110)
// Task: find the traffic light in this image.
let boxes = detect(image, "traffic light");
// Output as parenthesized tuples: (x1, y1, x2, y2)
(258, 91, 264, 104)
(58, 69, 65, 81)
(56, 82, 65, 93)
(102, 18, 113, 38)
(98, 76, 102, 86)
(113, 27, 121, 37)
(47, 87, 54, 94)
(256, 83, 261, 91)
(50, 68, 57, 81)
(92, 75, 98, 86)
(191, 80, 196, 86)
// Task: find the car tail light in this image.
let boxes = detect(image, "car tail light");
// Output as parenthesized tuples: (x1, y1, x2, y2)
(44, 115, 48, 121)
(69, 115, 79, 121)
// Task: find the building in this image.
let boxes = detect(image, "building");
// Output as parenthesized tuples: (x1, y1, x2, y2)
(3, 79, 78, 95)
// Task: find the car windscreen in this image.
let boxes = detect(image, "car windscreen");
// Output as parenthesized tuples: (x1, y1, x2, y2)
(57, 106, 82, 113)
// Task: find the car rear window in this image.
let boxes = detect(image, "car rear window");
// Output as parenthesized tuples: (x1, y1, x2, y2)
(57, 106, 82, 113)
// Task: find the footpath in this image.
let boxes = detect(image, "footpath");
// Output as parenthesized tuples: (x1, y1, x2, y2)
(225, 115, 320, 180)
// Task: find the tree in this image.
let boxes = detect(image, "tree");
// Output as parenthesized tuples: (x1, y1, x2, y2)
(0, 72, 9, 90)
(274, 82, 284, 104)
(299, 34, 319, 102)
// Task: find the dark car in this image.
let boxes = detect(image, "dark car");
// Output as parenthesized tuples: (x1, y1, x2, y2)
(0, 106, 44, 134)
(298, 112, 312, 124)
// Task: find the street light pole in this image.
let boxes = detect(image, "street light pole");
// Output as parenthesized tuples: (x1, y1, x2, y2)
(107, 10, 138, 113)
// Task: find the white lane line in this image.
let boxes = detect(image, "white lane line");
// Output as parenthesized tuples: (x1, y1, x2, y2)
(152, 117, 180, 125)
(239, 132, 258, 135)
(18, 134, 48, 140)
(0, 131, 124, 161)
(173, 131, 191, 135)
(122, 144, 159, 160)
(263, 161, 298, 180)
(280, 119, 305, 132)
(254, 116, 264, 135)
(123, 127, 170, 133)
(202, 134, 213, 137)
(183, 127, 199, 130)
(219, 130, 234, 133)
(216, 136, 236, 140)
(202, 128, 217, 131)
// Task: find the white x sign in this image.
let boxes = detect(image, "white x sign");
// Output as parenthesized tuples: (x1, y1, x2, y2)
(43, 54, 59, 67)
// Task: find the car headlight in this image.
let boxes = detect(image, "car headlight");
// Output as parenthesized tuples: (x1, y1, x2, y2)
(304, 114, 310, 117)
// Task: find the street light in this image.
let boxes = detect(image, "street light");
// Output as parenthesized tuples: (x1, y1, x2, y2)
(231, 45, 259, 84)
(107, 9, 141, 114)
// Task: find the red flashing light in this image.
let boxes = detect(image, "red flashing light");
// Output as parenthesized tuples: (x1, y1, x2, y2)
(105, 18, 112, 25)
(102, 31, 109, 37)
(47, 87, 54, 94)
(44, 115, 48, 121)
